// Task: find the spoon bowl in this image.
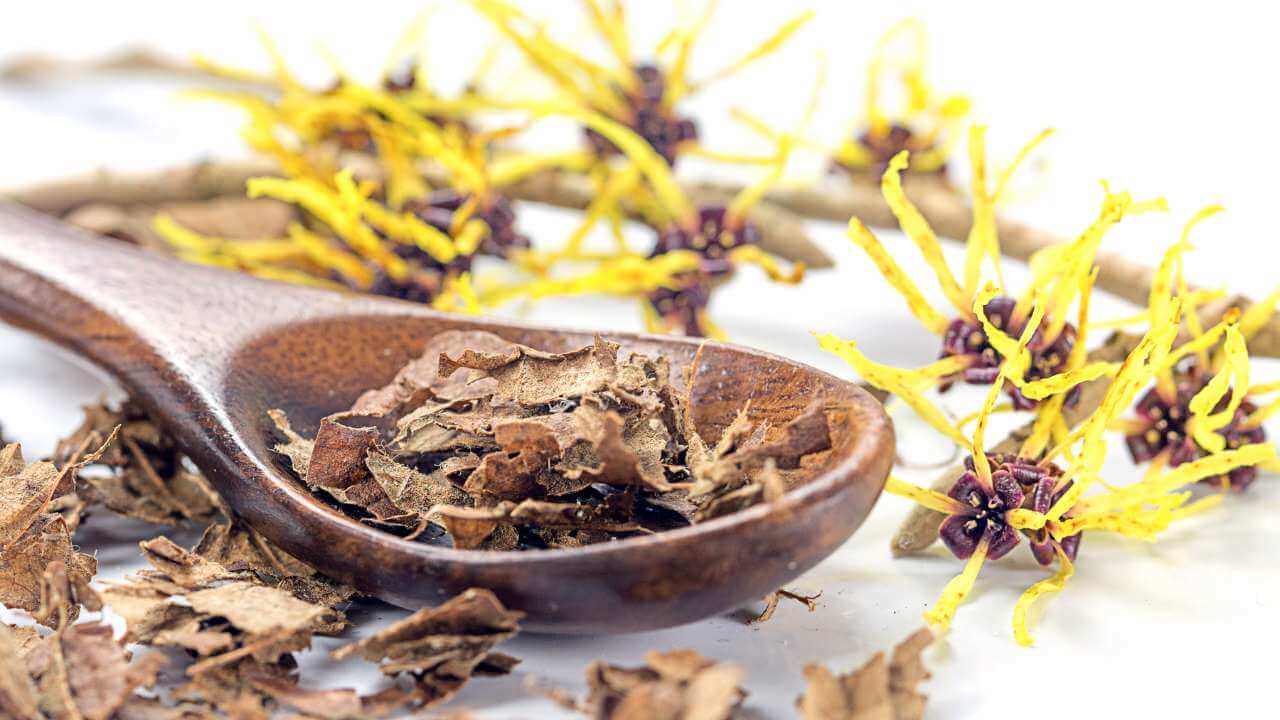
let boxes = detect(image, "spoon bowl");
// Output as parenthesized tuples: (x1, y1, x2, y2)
(0, 202, 893, 633)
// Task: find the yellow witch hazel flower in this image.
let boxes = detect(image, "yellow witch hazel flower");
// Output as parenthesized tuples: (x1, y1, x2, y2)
(155, 148, 485, 305)
(820, 126, 1166, 430)
(832, 19, 970, 178)
(487, 116, 805, 338)
(468, 0, 813, 167)
(1109, 208, 1280, 492)
(193, 25, 541, 262)
(482, 84, 812, 339)
(856, 285, 1274, 646)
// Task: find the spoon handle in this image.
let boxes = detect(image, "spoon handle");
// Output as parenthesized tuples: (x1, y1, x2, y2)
(0, 200, 345, 387)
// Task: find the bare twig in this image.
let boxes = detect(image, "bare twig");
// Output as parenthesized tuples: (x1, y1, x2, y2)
(1, 157, 834, 269)
(0, 48, 273, 90)
(495, 169, 834, 268)
(0, 159, 276, 216)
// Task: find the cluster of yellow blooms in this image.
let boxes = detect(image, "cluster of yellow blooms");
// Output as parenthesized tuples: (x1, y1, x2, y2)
(818, 128, 1280, 645)
(157, 0, 819, 336)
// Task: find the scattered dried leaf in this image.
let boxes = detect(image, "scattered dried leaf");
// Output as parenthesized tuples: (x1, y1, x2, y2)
(796, 627, 934, 720)
(578, 649, 745, 720)
(332, 588, 522, 708)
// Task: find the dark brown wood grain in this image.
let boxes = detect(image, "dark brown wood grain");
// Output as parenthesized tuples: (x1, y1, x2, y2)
(0, 200, 893, 633)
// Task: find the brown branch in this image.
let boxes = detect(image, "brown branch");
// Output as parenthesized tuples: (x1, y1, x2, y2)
(0, 48, 273, 90)
(0, 159, 276, 217)
(1, 158, 834, 269)
(495, 170, 834, 268)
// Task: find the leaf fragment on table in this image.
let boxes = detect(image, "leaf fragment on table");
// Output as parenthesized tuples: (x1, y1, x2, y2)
(55, 401, 223, 526)
(577, 648, 746, 720)
(0, 514, 97, 621)
(3, 618, 166, 720)
(796, 627, 934, 720)
(331, 588, 522, 708)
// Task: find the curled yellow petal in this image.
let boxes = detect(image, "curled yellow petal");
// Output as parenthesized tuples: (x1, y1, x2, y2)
(970, 376, 1006, 481)
(883, 152, 969, 315)
(694, 10, 814, 88)
(729, 245, 805, 284)
(582, 0, 632, 69)
(1008, 509, 1047, 531)
(432, 273, 483, 314)
(924, 536, 989, 632)
(482, 250, 701, 307)
(963, 126, 1053, 299)
(1243, 394, 1280, 429)
(661, 0, 718, 105)
(1049, 307, 1182, 515)
(1073, 443, 1275, 517)
(846, 217, 950, 335)
(727, 136, 793, 222)
(1036, 186, 1167, 342)
(1155, 309, 1238, 374)
(525, 102, 693, 222)
(1017, 362, 1119, 401)
(488, 150, 597, 186)
(1012, 546, 1074, 647)
(816, 333, 969, 446)
(886, 476, 967, 515)
(1238, 284, 1280, 343)
(247, 173, 412, 279)
(1188, 325, 1249, 452)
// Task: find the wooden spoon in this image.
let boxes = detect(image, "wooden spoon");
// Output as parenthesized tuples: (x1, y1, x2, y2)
(0, 202, 893, 633)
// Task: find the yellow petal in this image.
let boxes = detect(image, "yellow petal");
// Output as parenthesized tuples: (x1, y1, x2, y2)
(816, 333, 970, 446)
(581, 0, 632, 69)
(1017, 361, 1119, 401)
(1243, 395, 1280, 429)
(1008, 509, 1047, 530)
(1036, 186, 1167, 342)
(886, 476, 967, 515)
(882, 152, 970, 315)
(970, 375, 1006, 481)
(1012, 546, 1074, 647)
(1188, 325, 1248, 452)
(925, 537, 989, 632)
(661, 0, 718, 105)
(729, 246, 805, 284)
(488, 150, 597, 187)
(1238, 284, 1280, 343)
(482, 251, 701, 307)
(694, 10, 814, 88)
(1074, 443, 1274, 516)
(845, 218, 950, 334)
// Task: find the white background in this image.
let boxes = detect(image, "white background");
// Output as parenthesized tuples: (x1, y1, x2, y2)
(2, 2, 1278, 718)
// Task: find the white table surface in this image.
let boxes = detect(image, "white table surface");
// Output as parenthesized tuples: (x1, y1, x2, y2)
(2, 2, 1277, 717)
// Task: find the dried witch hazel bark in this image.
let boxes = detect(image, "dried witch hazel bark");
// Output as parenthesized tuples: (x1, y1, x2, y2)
(267, 332, 833, 551)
